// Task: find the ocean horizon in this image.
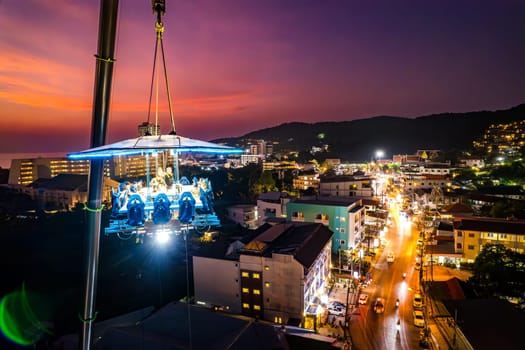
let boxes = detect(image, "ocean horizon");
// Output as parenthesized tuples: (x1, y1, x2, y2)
(0, 152, 69, 169)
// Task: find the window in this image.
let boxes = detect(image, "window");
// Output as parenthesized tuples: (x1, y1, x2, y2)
(274, 316, 282, 324)
(265, 282, 271, 287)
(456, 243, 462, 249)
(242, 288, 249, 293)
(468, 233, 475, 238)
(457, 231, 462, 237)
(468, 245, 474, 250)
(500, 234, 507, 239)
(253, 305, 261, 311)
(253, 289, 261, 295)
(241, 271, 249, 278)
(340, 228, 345, 233)
(242, 303, 250, 309)
(253, 273, 261, 279)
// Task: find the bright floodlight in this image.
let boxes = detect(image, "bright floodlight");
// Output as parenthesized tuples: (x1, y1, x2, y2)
(155, 229, 170, 245)
(375, 150, 384, 159)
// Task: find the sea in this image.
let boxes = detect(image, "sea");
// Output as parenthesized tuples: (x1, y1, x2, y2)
(0, 152, 69, 169)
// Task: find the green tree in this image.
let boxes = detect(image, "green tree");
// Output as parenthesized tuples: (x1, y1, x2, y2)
(489, 160, 525, 185)
(252, 170, 278, 195)
(468, 244, 525, 298)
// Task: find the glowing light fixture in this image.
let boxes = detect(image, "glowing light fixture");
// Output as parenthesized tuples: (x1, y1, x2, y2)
(155, 228, 170, 245)
(68, 134, 243, 160)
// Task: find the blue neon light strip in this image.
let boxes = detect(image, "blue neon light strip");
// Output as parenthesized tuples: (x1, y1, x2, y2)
(68, 147, 243, 160)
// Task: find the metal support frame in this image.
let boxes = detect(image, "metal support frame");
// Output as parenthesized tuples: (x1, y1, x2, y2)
(81, 1, 119, 349)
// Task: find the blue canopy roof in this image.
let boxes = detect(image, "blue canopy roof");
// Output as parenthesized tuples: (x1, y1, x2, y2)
(68, 134, 243, 159)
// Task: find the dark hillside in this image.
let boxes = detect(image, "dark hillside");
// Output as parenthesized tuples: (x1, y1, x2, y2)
(216, 103, 525, 161)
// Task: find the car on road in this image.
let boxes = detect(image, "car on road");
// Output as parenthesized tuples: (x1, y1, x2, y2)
(413, 310, 425, 327)
(373, 298, 385, 314)
(358, 293, 369, 305)
(413, 293, 423, 308)
(328, 301, 345, 309)
(387, 252, 395, 263)
(328, 304, 345, 316)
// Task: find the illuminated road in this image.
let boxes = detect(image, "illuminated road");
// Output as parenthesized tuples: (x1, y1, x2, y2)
(349, 203, 424, 349)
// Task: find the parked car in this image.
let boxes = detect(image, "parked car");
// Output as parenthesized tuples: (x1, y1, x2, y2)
(328, 305, 345, 316)
(358, 294, 369, 305)
(373, 298, 385, 314)
(328, 301, 345, 309)
(413, 293, 423, 308)
(413, 310, 425, 327)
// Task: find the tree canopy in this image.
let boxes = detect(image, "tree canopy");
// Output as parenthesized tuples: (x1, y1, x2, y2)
(468, 243, 525, 299)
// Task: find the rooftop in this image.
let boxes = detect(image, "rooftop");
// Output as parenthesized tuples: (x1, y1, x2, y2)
(240, 222, 333, 269)
(454, 216, 525, 235)
(291, 196, 361, 207)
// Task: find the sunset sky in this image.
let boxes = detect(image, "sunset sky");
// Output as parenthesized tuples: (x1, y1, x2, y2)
(1, 0, 524, 156)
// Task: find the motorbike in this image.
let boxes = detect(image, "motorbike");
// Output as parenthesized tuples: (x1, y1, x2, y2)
(395, 298, 400, 308)
(402, 272, 407, 279)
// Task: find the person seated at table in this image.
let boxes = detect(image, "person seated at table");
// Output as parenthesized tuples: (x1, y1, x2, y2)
(164, 166, 174, 189)
(117, 181, 131, 209)
(151, 167, 167, 192)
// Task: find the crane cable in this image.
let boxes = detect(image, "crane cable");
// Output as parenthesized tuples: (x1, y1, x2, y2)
(146, 0, 176, 136)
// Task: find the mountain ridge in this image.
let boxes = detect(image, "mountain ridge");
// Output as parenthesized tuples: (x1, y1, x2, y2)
(215, 103, 525, 162)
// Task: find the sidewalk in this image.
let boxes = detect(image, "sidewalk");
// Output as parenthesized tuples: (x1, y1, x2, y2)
(317, 282, 356, 348)
(427, 296, 473, 350)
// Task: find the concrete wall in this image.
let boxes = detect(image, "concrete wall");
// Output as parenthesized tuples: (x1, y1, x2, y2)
(193, 256, 241, 313)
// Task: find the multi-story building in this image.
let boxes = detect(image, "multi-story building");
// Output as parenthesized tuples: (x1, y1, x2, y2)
(400, 162, 452, 197)
(225, 204, 258, 229)
(111, 154, 176, 180)
(256, 192, 291, 226)
(458, 156, 485, 168)
(240, 154, 260, 165)
(453, 216, 525, 262)
(9, 123, 172, 186)
(8, 157, 104, 186)
(286, 196, 365, 253)
(319, 174, 373, 197)
(293, 171, 320, 192)
(393, 150, 441, 165)
(262, 160, 297, 172)
(137, 121, 161, 136)
(193, 222, 333, 328)
(22, 174, 118, 210)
